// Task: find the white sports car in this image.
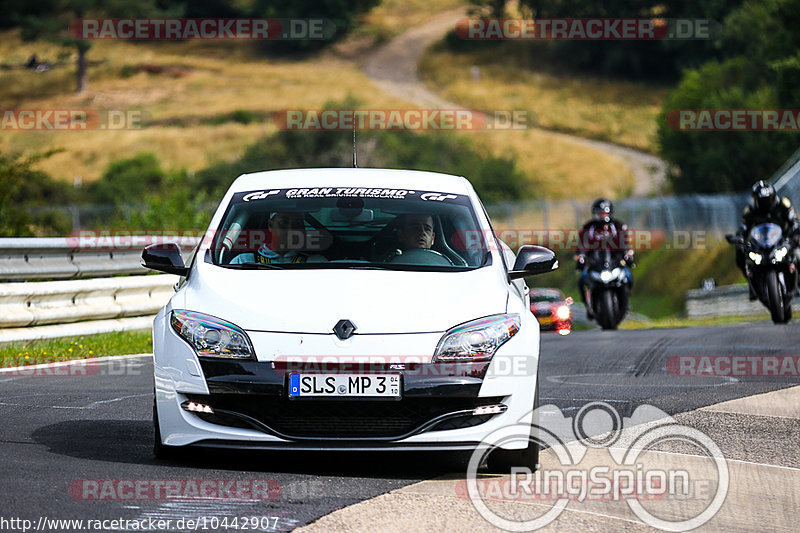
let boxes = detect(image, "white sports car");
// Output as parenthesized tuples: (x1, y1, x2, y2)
(144, 168, 556, 471)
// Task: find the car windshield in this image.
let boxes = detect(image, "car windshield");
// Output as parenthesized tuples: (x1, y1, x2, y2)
(207, 187, 491, 271)
(531, 293, 563, 303)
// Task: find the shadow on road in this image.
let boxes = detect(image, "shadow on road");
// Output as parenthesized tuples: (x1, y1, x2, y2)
(31, 419, 471, 478)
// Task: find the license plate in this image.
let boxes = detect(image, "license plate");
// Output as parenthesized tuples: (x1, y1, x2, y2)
(288, 374, 401, 398)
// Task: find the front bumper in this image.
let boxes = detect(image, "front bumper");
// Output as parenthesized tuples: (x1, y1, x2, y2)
(153, 308, 540, 450)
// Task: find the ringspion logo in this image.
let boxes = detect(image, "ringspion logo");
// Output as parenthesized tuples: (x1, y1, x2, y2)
(466, 402, 728, 531)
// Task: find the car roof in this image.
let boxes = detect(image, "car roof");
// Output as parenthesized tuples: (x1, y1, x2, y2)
(229, 168, 474, 195)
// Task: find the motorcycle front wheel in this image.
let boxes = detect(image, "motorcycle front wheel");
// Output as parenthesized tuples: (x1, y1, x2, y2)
(598, 289, 619, 330)
(766, 270, 786, 324)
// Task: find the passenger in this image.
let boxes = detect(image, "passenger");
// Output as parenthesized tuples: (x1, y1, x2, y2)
(230, 212, 326, 264)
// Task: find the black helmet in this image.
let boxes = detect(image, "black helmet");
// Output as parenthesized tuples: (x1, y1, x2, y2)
(751, 180, 777, 213)
(591, 198, 613, 222)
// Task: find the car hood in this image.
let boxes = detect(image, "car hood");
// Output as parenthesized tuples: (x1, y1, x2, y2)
(181, 265, 508, 334)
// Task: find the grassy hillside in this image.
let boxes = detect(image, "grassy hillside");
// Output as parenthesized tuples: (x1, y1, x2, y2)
(0, 0, 633, 200)
(420, 42, 668, 153)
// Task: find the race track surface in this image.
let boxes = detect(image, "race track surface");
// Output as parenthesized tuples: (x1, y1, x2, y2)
(1, 322, 798, 531)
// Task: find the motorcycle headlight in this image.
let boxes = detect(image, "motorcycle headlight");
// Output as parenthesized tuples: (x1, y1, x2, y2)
(556, 305, 571, 320)
(748, 251, 763, 265)
(170, 310, 255, 359)
(433, 314, 520, 362)
(774, 246, 788, 262)
(600, 269, 618, 283)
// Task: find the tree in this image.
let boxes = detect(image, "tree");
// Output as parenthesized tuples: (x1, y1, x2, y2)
(658, 0, 800, 193)
(14, 0, 178, 93)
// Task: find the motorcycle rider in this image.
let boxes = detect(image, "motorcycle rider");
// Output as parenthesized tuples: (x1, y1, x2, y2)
(575, 198, 635, 318)
(735, 180, 800, 297)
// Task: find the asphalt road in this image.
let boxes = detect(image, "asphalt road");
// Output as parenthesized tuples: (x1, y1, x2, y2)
(1, 322, 798, 532)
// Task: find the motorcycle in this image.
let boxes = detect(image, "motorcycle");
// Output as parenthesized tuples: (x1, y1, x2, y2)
(580, 249, 632, 330)
(726, 223, 797, 324)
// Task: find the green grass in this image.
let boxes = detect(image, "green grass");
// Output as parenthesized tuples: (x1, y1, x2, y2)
(620, 314, 772, 330)
(0, 329, 151, 368)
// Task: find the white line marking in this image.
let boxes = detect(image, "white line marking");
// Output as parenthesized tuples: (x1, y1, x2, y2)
(0, 393, 150, 410)
(604, 446, 800, 473)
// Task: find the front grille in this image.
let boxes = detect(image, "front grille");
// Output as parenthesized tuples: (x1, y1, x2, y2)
(187, 394, 503, 439)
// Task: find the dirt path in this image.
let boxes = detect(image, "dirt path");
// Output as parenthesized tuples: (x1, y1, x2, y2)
(363, 9, 668, 197)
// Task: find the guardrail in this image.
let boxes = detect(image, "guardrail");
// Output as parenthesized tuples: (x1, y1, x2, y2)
(686, 284, 800, 318)
(0, 236, 200, 281)
(0, 236, 200, 339)
(0, 275, 179, 328)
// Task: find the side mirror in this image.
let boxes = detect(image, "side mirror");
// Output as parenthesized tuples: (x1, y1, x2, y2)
(142, 243, 189, 276)
(509, 245, 558, 280)
(725, 234, 743, 245)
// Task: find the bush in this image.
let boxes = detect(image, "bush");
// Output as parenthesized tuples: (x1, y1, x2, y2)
(251, 0, 380, 54)
(85, 153, 167, 204)
(0, 151, 73, 236)
(195, 127, 529, 203)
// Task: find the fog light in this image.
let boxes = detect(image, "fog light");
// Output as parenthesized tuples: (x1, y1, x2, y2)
(472, 404, 508, 416)
(558, 328, 571, 336)
(183, 401, 214, 414)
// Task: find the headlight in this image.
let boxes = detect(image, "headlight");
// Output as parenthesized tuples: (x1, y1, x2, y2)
(774, 246, 788, 262)
(433, 314, 520, 362)
(600, 268, 621, 283)
(748, 252, 763, 265)
(170, 310, 255, 359)
(556, 305, 571, 320)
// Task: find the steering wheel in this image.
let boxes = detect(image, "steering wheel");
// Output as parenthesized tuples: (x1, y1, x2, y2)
(388, 248, 454, 266)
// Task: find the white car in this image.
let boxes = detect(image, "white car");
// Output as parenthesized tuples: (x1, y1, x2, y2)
(144, 168, 556, 471)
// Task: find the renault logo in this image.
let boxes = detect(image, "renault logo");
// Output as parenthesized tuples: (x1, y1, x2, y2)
(333, 319, 356, 340)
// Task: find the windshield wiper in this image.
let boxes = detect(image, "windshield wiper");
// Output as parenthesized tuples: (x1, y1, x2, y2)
(221, 262, 286, 270)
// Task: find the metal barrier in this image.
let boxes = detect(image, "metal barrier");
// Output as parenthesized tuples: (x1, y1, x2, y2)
(686, 284, 799, 318)
(0, 236, 199, 281)
(0, 275, 179, 328)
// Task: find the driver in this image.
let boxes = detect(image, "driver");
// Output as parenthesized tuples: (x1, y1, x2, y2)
(397, 214, 435, 250)
(230, 212, 326, 264)
(381, 214, 438, 262)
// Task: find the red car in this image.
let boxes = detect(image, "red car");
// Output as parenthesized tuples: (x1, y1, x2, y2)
(530, 288, 573, 335)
